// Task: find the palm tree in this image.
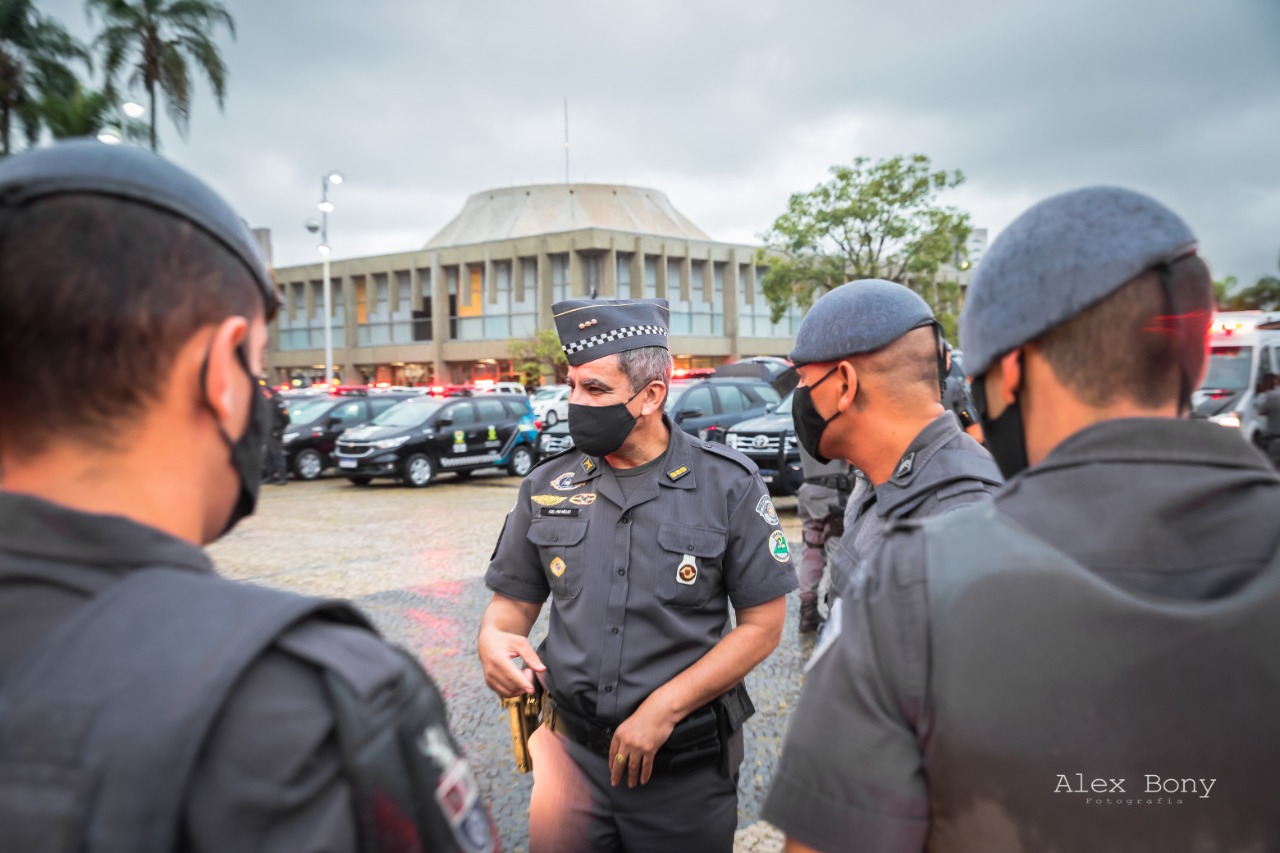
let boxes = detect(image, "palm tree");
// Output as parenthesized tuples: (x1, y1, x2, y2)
(87, 0, 235, 150)
(39, 79, 148, 143)
(0, 0, 90, 155)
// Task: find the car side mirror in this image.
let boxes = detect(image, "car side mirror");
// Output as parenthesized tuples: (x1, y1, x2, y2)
(764, 403, 777, 414)
(326, 416, 342, 428)
(437, 417, 452, 427)
(677, 407, 704, 421)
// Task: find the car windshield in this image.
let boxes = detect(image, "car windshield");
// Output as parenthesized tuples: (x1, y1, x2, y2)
(373, 398, 444, 428)
(774, 391, 793, 415)
(1200, 347, 1254, 391)
(288, 398, 337, 425)
(532, 387, 563, 401)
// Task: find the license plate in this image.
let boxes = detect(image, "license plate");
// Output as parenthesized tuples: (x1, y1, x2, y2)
(339, 459, 357, 469)
(761, 474, 774, 483)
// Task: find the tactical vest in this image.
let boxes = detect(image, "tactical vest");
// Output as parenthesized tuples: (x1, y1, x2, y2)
(0, 569, 489, 853)
(920, 503, 1280, 851)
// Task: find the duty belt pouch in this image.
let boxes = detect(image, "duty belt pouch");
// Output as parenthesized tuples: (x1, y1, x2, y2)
(713, 682, 756, 777)
(659, 706, 721, 772)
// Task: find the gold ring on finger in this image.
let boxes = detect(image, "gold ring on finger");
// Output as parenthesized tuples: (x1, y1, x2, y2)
(615, 753, 626, 765)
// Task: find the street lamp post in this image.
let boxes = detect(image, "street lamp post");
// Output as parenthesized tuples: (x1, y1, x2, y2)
(308, 172, 344, 386)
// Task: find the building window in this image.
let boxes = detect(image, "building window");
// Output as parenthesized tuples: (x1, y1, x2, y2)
(616, 252, 632, 297)
(413, 267, 433, 342)
(512, 258, 537, 338)
(668, 258, 691, 335)
(644, 256, 657, 299)
(551, 254, 570, 304)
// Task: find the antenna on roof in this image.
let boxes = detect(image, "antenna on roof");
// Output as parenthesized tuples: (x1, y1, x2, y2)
(563, 97, 570, 184)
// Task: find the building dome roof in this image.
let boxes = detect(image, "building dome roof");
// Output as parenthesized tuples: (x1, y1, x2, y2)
(424, 183, 711, 248)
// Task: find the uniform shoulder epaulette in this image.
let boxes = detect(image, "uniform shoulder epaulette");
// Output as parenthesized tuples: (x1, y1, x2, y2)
(698, 440, 759, 474)
(528, 445, 581, 474)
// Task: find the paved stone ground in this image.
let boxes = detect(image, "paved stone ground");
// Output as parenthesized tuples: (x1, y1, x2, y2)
(209, 470, 807, 852)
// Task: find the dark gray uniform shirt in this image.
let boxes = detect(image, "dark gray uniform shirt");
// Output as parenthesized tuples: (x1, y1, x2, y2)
(764, 418, 1280, 852)
(829, 411, 1002, 600)
(0, 493, 430, 853)
(485, 420, 798, 723)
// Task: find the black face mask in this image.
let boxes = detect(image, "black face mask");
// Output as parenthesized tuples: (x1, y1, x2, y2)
(569, 387, 645, 458)
(792, 366, 842, 464)
(970, 366, 1029, 479)
(201, 344, 268, 539)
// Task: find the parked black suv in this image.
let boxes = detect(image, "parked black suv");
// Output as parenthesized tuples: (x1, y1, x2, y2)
(333, 394, 539, 487)
(282, 390, 422, 480)
(665, 377, 781, 442)
(725, 390, 803, 495)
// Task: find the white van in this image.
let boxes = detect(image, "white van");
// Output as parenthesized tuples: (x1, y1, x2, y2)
(1193, 311, 1280, 444)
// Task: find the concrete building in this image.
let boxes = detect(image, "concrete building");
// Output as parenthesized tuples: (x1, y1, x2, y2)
(267, 183, 805, 388)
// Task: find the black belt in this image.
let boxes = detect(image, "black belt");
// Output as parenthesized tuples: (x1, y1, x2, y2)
(545, 697, 721, 771)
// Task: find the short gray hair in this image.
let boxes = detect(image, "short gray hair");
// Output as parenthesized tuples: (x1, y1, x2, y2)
(616, 346, 673, 396)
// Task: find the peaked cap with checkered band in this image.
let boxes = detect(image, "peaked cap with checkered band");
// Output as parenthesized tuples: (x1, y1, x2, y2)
(552, 298, 670, 366)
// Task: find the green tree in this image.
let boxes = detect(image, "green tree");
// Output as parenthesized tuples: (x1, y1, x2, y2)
(1219, 253, 1280, 312)
(1213, 274, 1238, 308)
(0, 0, 90, 155)
(39, 80, 148, 142)
(87, 0, 235, 150)
(509, 329, 568, 385)
(757, 154, 971, 339)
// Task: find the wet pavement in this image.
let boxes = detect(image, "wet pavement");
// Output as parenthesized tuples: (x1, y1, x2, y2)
(209, 469, 806, 852)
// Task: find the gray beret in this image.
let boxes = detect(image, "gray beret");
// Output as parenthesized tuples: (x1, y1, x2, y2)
(0, 139, 274, 307)
(959, 186, 1196, 376)
(552, 298, 669, 366)
(789, 279, 934, 366)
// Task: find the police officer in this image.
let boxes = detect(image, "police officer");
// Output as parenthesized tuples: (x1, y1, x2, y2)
(941, 340, 984, 442)
(0, 141, 493, 853)
(264, 384, 291, 485)
(478, 298, 797, 852)
(763, 187, 1280, 852)
(786, 280, 1002, 610)
(794, 446, 851, 634)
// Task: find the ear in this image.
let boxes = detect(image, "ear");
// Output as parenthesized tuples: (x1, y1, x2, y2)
(639, 380, 668, 417)
(202, 316, 251, 434)
(995, 349, 1023, 407)
(835, 361, 859, 412)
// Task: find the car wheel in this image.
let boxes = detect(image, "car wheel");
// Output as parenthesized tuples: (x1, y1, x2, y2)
(346, 476, 373, 487)
(402, 453, 435, 487)
(507, 444, 534, 477)
(294, 449, 323, 481)
(545, 409, 558, 426)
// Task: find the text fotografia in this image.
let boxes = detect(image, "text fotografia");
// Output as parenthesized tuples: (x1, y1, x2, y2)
(1055, 774, 1216, 805)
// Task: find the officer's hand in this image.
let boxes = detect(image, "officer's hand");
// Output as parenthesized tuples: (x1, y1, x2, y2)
(608, 702, 676, 788)
(478, 628, 545, 697)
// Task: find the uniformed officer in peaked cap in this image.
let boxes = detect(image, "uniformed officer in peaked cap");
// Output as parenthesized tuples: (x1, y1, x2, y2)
(480, 297, 797, 852)
(764, 187, 1280, 853)
(783, 279, 1001, 611)
(0, 140, 493, 851)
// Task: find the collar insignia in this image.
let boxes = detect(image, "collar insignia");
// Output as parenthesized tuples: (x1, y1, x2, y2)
(667, 465, 689, 482)
(895, 451, 916, 479)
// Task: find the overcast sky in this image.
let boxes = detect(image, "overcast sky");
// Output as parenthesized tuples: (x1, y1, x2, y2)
(39, 0, 1280, 282)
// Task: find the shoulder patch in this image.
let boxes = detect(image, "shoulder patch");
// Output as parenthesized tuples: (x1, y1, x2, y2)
(698, 440, 759, 474)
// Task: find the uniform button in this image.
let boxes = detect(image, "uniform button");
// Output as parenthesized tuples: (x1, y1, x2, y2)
(688, 542, 694, 550)
(611, 627, 619, 634)
(605, 685, 614, 692)
(618, 569, 625, 576)
(552, 534, 559, 541)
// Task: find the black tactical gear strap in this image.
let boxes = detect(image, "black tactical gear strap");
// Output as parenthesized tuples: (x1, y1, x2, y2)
(1155, 258, 1193, 417)
(0, 569, 349, 852)
(322, 646, 496, 853)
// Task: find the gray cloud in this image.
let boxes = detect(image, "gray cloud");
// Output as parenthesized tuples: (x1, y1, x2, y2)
(37, 0, 1280, 282)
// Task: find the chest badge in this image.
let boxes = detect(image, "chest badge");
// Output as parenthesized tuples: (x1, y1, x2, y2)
(768, 530, 791, 563)
(531, 494, 567, 507)
(550, 557, 567, 577)
(677, 554, 698, 585)
(550, 472, 578, 491)
(569, 493, 597, 506)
